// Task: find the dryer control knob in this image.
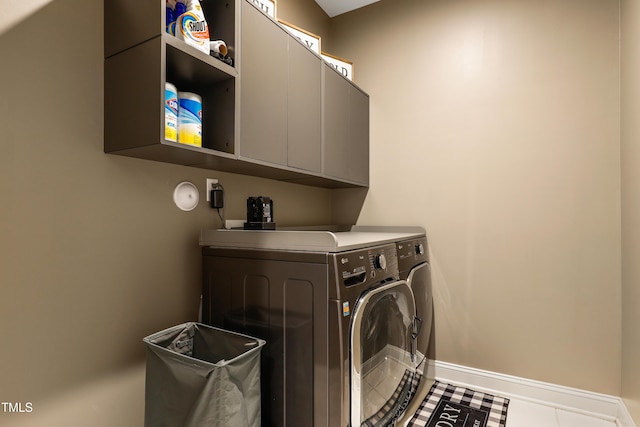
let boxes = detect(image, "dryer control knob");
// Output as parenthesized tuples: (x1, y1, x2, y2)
(415, 243, 425, 256)
(374, 254, 387, 270)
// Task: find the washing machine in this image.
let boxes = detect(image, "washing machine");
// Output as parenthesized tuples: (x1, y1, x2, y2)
(352, 227, 435, 413)
(396, 236, 432, 373)
(199, 228, 425, 426)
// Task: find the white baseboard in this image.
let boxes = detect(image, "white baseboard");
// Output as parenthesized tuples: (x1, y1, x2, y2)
(430, 360, 636, 427)
(618, 402, 638, 427)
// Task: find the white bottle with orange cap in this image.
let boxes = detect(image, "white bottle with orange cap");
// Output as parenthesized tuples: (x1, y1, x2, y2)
(174, 0, 210, 54)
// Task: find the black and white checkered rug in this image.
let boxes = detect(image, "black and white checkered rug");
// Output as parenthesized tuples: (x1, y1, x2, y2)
(407, 381, 509, 427)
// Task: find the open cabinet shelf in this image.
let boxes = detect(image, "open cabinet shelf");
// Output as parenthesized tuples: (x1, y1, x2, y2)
(104, 0, 369, 188)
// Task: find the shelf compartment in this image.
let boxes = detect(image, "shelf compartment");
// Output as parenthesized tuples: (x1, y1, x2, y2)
(165, 36, 236, 154)
(105, 36, 236, 157)
(105, 0, 237, 66)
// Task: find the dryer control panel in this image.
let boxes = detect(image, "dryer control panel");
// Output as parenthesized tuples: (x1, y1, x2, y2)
(330, 244, 399, 299)
(397, 237, 428, 273)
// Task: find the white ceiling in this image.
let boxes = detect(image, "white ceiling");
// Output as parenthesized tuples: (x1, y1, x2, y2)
(314, 0, 381, 17)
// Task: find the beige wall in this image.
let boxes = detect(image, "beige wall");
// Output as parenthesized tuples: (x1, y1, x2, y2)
(0, 0, 332, 425)
(330, 0, 622, 395)
(621, 0, 640, 422)
(1, 0, 632, 425)
(276, 0, 332, 47)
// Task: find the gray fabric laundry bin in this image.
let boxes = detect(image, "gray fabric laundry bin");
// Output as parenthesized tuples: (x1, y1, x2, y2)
(143, 322, 265, 427)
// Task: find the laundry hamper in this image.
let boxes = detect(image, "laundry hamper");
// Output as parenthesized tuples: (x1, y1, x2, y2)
(143, 322, 265, 427)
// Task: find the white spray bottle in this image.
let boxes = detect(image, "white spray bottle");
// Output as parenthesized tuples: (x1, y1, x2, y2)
(174, 0, 210, 54)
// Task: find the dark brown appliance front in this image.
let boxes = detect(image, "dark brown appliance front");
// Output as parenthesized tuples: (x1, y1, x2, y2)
(201, 249, 331, 426)
(202, 242, 412, 427)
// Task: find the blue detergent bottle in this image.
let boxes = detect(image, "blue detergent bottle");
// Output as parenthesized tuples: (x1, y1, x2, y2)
(166, 0, 176, 33)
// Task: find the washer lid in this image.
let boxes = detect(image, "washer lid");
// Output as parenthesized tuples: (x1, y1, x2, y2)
(199, 228, 425, 252)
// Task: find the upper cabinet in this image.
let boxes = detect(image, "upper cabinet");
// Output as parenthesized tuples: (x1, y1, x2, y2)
(239, 0, 322, 174)
(240, 2, 322, 174)
(103, 0, 368, 188)
(323, 63, 370, 185)
(288, 40, 323, 173)
(238, 1, 288, 166)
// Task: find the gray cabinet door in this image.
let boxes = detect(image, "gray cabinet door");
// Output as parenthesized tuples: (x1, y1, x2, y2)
(240, 1, 288, 165)
(322, 64, 369, 185)
(240, 1, 367, 184)
(323, 64, 350, 181)
(348, 85, 369, 185)
(288, 39, 322, 173)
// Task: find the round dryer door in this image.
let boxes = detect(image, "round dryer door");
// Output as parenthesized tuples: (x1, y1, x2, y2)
(350, 280, 418, 427)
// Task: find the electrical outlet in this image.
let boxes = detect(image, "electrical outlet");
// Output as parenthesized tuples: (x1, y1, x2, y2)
(206, 178, 218, 202)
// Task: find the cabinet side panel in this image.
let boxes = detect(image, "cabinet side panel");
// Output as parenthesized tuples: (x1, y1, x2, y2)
(288, 40, 322, 173)
(201, 78, 236, 153)
(348, 86, 370, 185)
(203, 0, 237, 63)
(239, 1, 288, 165)
(105, 38, 162, 153)
(105, 0, 162, 58)
(322, 65, 349, 180)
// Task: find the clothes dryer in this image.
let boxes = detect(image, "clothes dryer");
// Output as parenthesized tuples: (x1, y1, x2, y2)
(200, 228, 424, 426)
(351, 227, 435, 409)
(396, 236, 434, 398)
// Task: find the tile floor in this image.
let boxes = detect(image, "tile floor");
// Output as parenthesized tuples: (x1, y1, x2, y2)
(505, 398, 617, 427)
